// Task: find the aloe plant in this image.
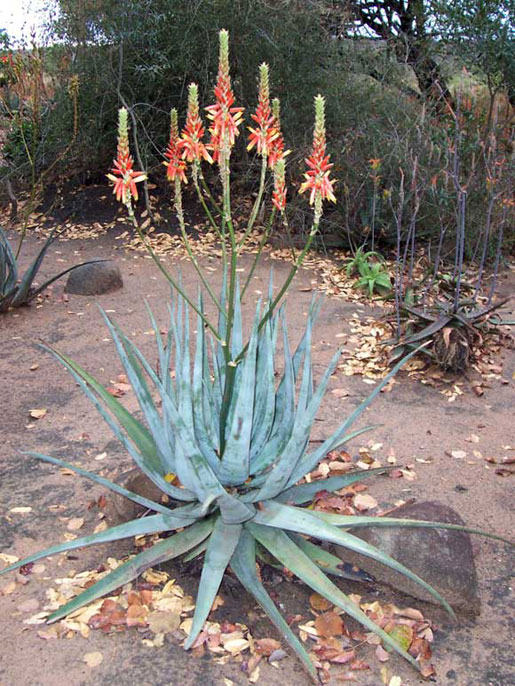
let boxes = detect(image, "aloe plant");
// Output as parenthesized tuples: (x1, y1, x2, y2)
(0, 226, 99, 313)
(1, 285, 510, 680)
(345, 246, 392, 297)
(390, 296, 511, 371)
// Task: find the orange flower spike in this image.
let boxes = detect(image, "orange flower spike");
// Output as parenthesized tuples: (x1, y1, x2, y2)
(247, 63, 277, 158)
(164, 108, 188, 185)
(268, 97, 289, 170)
(272, 159, 287, 213)
(107, 108, 146, 206)
(179, 83, 212, 166)
(299, 94, 336, 221)
(206, 29, 244, 162)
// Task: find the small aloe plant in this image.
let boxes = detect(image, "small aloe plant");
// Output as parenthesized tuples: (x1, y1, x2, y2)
(345, 246, 392, 296)
(1, 30, 511, 682)
(0, 226, 99, 313)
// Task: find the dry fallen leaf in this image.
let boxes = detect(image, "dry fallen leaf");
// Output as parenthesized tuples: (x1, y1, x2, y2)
(0, 553, 19, 565)
(449, 450, 467, 459)
(315, 611, 344, 637)
(376, 644, 390, 662)
(331, 388, 349, 398)
(310, 593, 332, 612)
(255, 638, 282, 656)
(29, 408, 47, 419)
(148, 611, 180, 634)
(1, 581, 17, 596)
(353, 493, 378, 511)
(67, 517, 84, 531)
(223, 638, 250, 655)
(18, 598, 40, 613)
(83, 651, 103, 668)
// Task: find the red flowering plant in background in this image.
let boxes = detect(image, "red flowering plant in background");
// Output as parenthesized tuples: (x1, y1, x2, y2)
(268, 97, 288, 170)
(107, 108, 146, 214)
(247, 63, 277, 158)
(179, 83, 212, 171)
(299, 94, 336, 223)
(206, 29, 244, 166)
(164, 108, 188, 185)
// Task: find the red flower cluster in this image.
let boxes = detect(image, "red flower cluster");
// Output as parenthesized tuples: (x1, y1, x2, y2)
(179, 83, 212, 165)
(109, 151, 145, 203)
(107, 109, 146, 205)
(206, 30, 244, 162)
(165, 109, 188, 184)
(272, 160, 287, 212)
(268, 97, 288, 170)
(247, 64, 278, 158)
(299, 95, 336, 207)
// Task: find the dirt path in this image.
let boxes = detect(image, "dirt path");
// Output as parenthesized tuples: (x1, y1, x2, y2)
(0, 230, 513, 686)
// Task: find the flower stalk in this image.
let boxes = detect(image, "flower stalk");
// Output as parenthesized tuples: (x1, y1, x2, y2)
(107, 31, 336, 381)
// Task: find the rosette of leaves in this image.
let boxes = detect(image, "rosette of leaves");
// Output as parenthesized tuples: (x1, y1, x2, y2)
(0, 227, 100, 313)
(391, 296, 511, 372)
(345, 246, 392, 297)
(0, 284, 510, 680)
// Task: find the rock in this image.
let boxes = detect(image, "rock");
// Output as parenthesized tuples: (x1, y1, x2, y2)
(104, 468, 166, 525)
(333, 501, 480, 616)
(65, 260, 123, 295)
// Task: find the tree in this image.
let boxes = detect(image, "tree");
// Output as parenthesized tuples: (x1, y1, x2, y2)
(334, 1, 453, 109)
(435, 0, 515, 106)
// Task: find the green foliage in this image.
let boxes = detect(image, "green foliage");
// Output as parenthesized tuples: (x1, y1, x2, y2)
(435, 0, 515, 101)
(1, 284, 510, 677)
(354, 261, 392, 296)
(47, 0, 332, 175)
(0, 227, 99, 312)
(345, 246, 384, 277)
(345, 246, 392, 296)
(0, 46, 79, 195)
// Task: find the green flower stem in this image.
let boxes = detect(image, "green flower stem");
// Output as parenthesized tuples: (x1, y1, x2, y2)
(241, 206, 276, 301)
(193, 176, 220, 234)
(221, 143, 238, 360)
(200, 170, 222, 216)
(174, 178, 224, 315)
(218, 140, 241, 450)
(193, 174, 228, 281)
(126, 203, 222, 342)
(235, 221, 319, 365)
(238, 154, 268, 247)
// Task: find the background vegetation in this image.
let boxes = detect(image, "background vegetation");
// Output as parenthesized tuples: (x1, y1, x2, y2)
(0, 0, 513, 258)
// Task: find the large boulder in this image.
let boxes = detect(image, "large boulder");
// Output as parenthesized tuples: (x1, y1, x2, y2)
(332, 501, 480, 616)
(65, 260, 123, 295)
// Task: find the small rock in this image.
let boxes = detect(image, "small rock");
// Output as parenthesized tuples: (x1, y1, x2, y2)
(103, 469, 165, 526)
(333, 501, 480, 616)
(65, 261, 123, 295)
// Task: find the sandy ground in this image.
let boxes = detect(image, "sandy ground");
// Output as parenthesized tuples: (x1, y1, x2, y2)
(0, 230, 513, 686)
